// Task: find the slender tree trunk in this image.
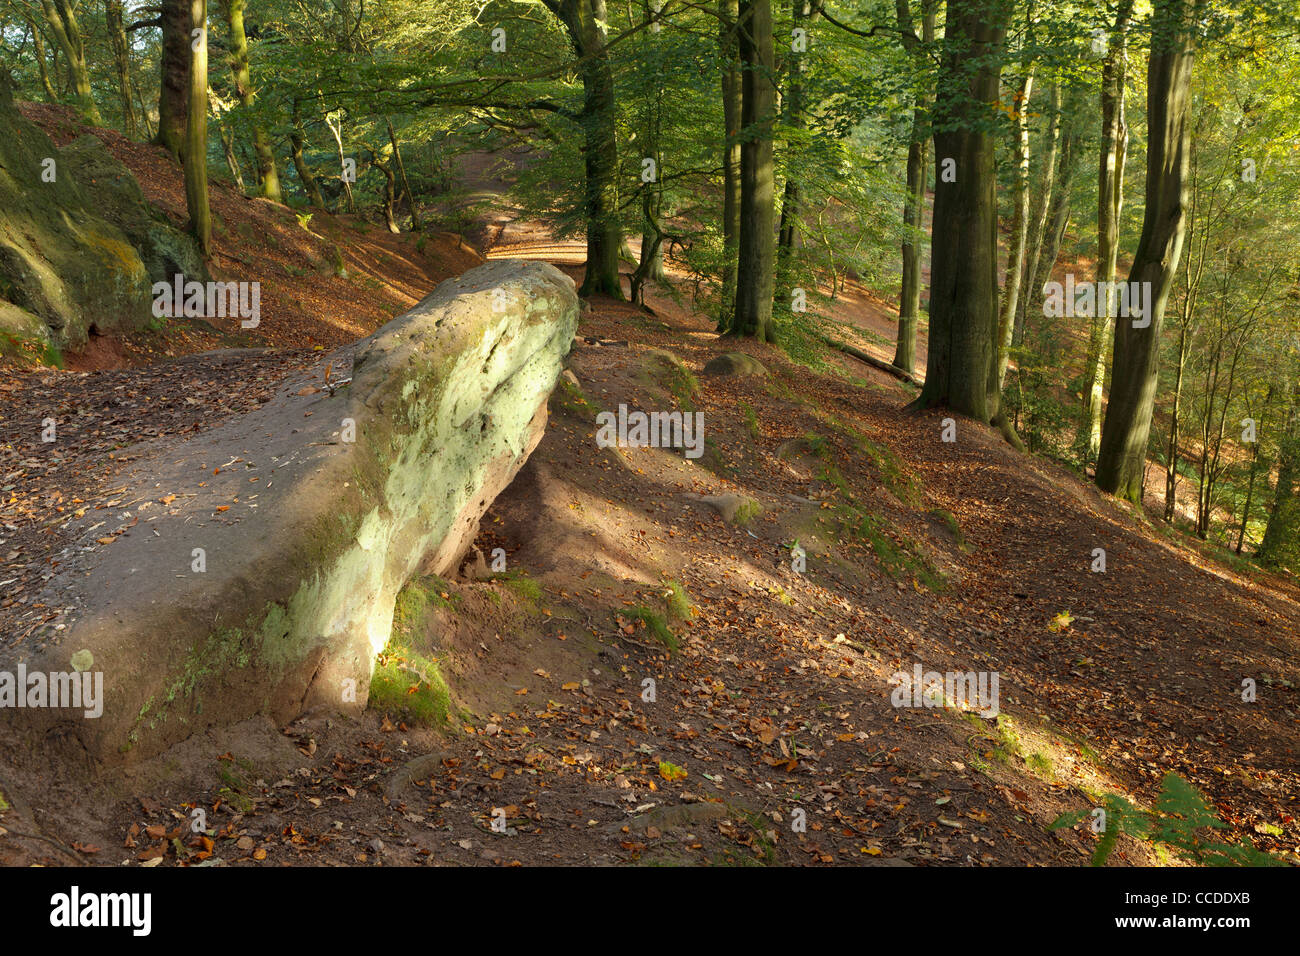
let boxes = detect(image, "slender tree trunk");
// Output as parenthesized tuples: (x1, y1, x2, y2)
(1258, 383, 1300, 568)
(324, 111, 355, 213)
(914, 0, 1011, 422)
(893, 0, 935, 376)
(133, 74, 155, 139)
(1096, 0, 1199, 502)
(1015, 80, 1059, 350)
(730, 0, 777, 340)
(220, 0, 283, 202)
(777, 0, 810, 261)
(1236, 386, 1271, 553)
(893, 122, 927, 375)
(184, 0, 211, 254)
(1084, 0, 1135, 456)
(24, 15, 59, 103)
(386, 117, 421, 230)
(157, 0, 191, 159)
(996, 64, 1035, 388)
(371, 153, 400, 233)
(105, 0, 138, 137)
(40, 0, 101, 124)
(219, 123, 246, 190)
(52, 41, 63, 98)
(638, 48, 666, 288)
(291, 100, 325, 209)
(212, 92, 247, 189)
(720, 0, 742, 325)
(1018, 116, 1078, 349)
(1163, 321, 1188, 521)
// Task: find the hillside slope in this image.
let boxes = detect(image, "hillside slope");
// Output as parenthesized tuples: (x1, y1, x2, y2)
(0, 121, 1297, 868)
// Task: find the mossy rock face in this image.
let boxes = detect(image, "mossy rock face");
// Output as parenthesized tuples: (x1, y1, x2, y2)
(58, 135, 208, 287)
(0, 261, 579, 769)
(703, 352, 768, 378)
(0, 80, 154, 350)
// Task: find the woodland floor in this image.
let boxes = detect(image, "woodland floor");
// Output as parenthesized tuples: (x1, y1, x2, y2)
(0, 108, 1298, 867)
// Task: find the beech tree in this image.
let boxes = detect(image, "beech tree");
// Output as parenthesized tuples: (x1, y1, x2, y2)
(914, 0, 1012, 425)
(39, 0, 101, 123)
(892, 0, 936, 376)
(1081, 0, 1135, 458)
(1096, 0, 1200, 502)
(727, 0, 776, 340)
(543, 0, 624, 298)
(157, 0, 192, 159)
(219, 0, 283, 202)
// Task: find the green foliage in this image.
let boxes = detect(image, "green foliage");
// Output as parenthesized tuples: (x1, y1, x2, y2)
(930, 508, 966, 549)
(641, 349, 699, 412)
(369, 646, 451, 727)
(1004, 349, 1084, 466)
(847, 510, 947, 592)
(500, 572, 543, 607)
(624, 605, 679, 652)
(664, 580, 694, 622)
(216, 754, 259, 813)
(1049, 772, 1285, 867)
(731, 497, 762, 526)
(738, 401, 761, 441)
(554, 376, 599, 420)
(369, 578, 456, 726)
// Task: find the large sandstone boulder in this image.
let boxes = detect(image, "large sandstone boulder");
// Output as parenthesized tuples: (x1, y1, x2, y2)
(0, 260, 578, 769)
(0, 75, 154, 353)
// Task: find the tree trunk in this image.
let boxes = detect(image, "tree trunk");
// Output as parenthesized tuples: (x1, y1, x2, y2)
(547, 0, 623, 298)
(720, 0, 742, 325)
(324, 111, 355, 213)
(1017, 113, 1079, 349)
(777, 0, 810, 260)
(1258, 383, 1300, 568)
(638, 49, 667, 289)
(221, 0, 282, 202)
(133, 74, 155, 139)
(291, 100, 325, 209)
(892, 0, 935, 376)
(1083, 0, 1135, 457)
(104, 0, 138, 137)
(1236, 386, 1271, 553)
(219, 124, 245, 190)
(40, 0, 101, 124)
(1015, 80, 1060, 350)
(730, 0, 777, 340)
(914, 0, 1011, 421)
(386, 117, 422, 230)
(371, 153, 400, 234)
(157, 0, 191, 159)
(184, 0, 211, 254)
(23, 15, 59, 103)
(1096, 0, 1198, 502)
(995, 64, 1035, 388)
(1163, 321, 1188, 521)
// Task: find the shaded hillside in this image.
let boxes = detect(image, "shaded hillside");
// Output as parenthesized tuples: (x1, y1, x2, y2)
(9, 101, 483, 368)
